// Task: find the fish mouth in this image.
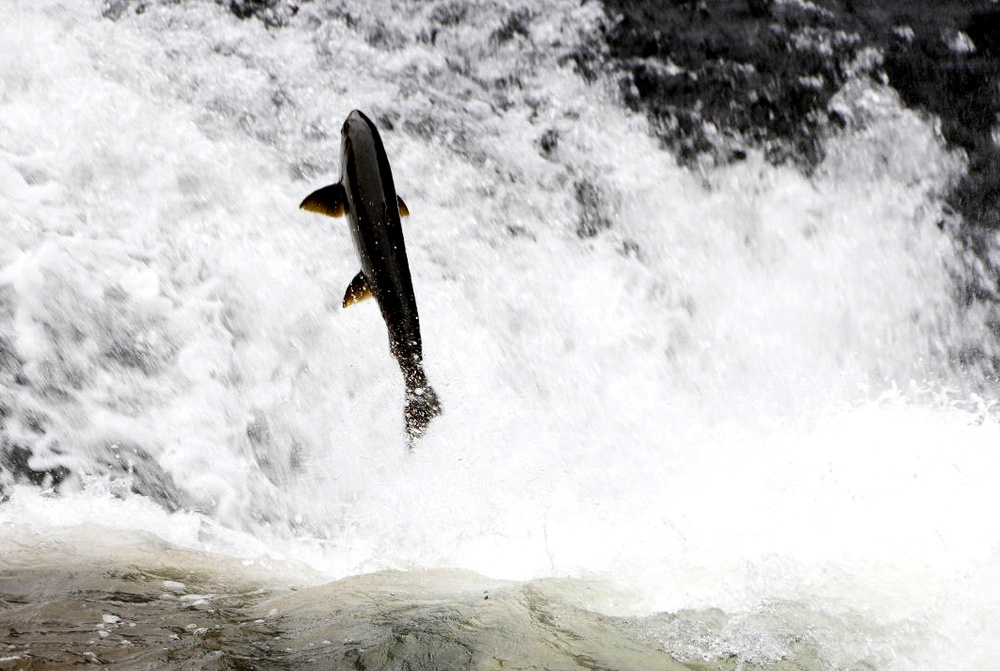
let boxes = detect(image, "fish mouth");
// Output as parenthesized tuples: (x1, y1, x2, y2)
(342, 109, 370, 136)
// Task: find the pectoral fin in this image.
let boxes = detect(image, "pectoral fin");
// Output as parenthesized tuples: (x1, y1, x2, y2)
(396, 194, 409, 217)
(343, 271, 372, 308)
(300, 183, 349, 218)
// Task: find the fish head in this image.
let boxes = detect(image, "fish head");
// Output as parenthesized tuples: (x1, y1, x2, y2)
(340, 109, 379, 176)
(342, 109, 378, 144)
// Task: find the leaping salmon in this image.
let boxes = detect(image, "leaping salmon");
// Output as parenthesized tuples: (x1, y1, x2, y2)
(300, 109, 441, 441)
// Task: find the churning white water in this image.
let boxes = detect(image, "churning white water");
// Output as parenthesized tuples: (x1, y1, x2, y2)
(1, 0, 999, 668)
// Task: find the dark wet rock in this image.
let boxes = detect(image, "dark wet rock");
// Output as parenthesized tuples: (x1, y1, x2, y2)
(952, 145, 1000, 237)
(594, 0, 861, 171)
(853, 2, 1000, 241)
(841, 2, 1000, 376)
(226, 0, 298, 28)
(538, 128, 560, 158)
(593, 0, 1000, 225)
(102, 0, 298, 26)
(96, 443, 186, 512)
(747, 0, 774, 19)
(0, 404, 179, 512)
(0, 444, 71, 492)
(591, 0, 1000, 376)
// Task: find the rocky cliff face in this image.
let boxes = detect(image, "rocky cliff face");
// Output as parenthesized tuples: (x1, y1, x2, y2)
(593, 0, 999, 235)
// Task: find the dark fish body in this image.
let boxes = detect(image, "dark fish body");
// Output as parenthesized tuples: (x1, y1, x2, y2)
(301, 110, 441, 440)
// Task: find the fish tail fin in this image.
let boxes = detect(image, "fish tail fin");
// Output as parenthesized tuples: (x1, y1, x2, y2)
(405, 383, 442, 442)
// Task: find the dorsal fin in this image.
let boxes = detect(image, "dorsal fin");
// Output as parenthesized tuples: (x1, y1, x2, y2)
(300, 183, 349, 218)
(342, 271, 372, 308)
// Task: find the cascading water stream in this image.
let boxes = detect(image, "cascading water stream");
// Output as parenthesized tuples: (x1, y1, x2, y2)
(1, 0, 999, 669)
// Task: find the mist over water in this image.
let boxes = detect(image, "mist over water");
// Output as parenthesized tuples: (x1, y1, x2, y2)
(2, 0, 1000, 668)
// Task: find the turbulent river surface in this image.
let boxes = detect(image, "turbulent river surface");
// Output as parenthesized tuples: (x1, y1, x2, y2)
(2, 0, 1000, 669)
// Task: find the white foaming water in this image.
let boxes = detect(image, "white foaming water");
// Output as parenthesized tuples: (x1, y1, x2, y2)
(2, 0, 999, 667)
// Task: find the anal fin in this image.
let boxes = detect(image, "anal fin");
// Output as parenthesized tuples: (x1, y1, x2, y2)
(343, 271, 372, 308)
(300, 183, 349, 218)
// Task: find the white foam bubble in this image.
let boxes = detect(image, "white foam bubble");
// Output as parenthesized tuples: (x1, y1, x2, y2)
(1, 0, 998, 666)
